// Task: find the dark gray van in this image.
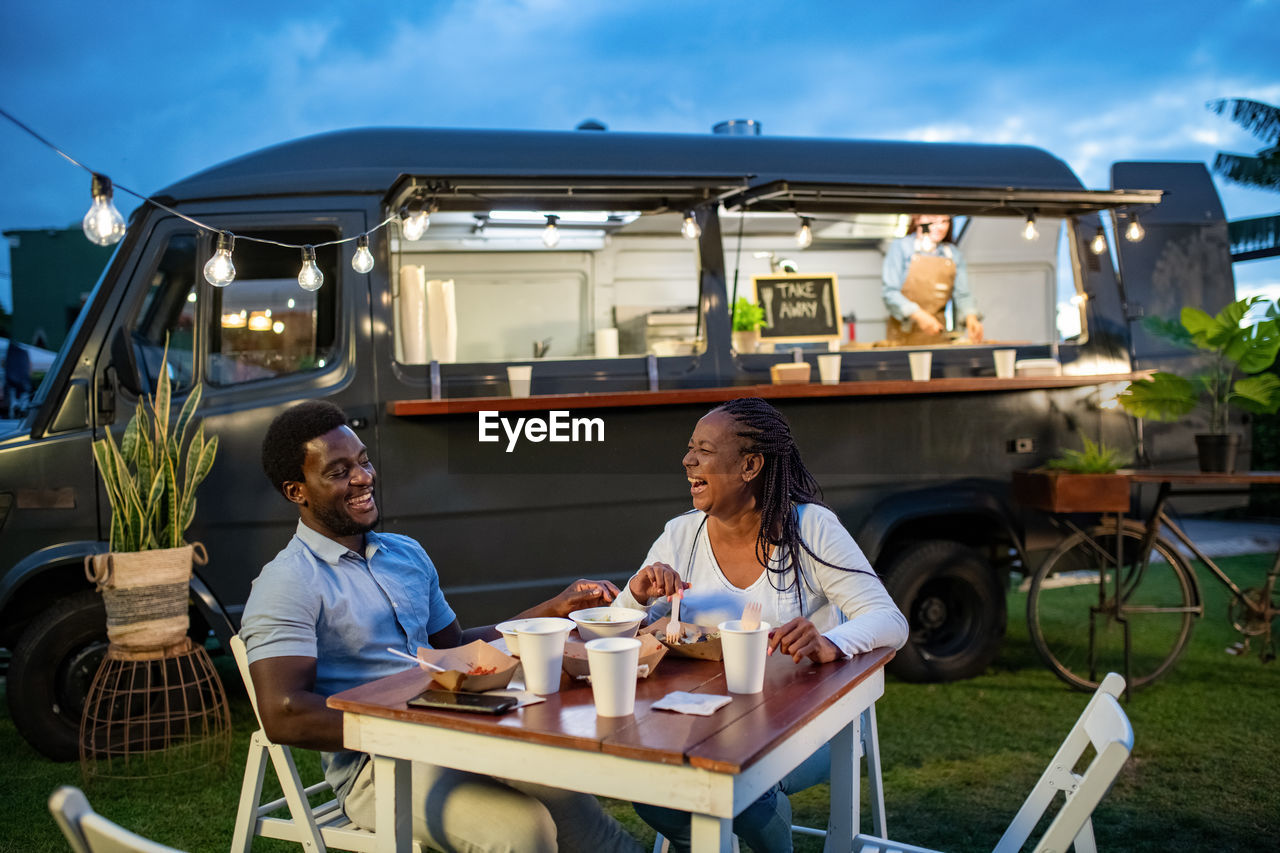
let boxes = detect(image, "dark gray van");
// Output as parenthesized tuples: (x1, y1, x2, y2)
(0, 125, 1239, 758)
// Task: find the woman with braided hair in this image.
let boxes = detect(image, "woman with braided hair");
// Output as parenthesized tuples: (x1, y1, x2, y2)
(614, 397, 907, 853)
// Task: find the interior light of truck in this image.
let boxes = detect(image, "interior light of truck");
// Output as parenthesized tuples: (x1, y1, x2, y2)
(1124, 216, 1145, 242)
(542, 215, 561, 248)
(203, 231, 237, 286)
(681, 212, 701, 240)
(272, 321, 285, 334)
(247, 311, 272, 332)
(82, 173, 126, 246)
(287, 298, 296, 309)
(352, 235, 375, 273)
(795, 217, 813, 249)
(1022, 214, 1039, 241)
(1090, 227, 1108, 255)
(298, 245, 324, 291)
(221, 311, 247, 329)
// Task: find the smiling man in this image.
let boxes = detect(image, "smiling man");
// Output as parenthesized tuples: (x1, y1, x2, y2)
(239, 400, 641, 853)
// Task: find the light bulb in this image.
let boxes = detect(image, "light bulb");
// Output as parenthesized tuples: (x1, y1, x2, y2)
(1022, 214, 1039, 241)
(681, 211, 701, 240)
(203, 231, 236, 286)
(82, 173, 126, 246)
(795, 217, 813, 249)
(298, 245, 324, 291)
(401, 207, 429, 241)
(542, 215, 560, 248)
(1125, 216, 1145, 242)
(1090, 227, 1107, 255)
(272, 320, 285, 334)
(352, 235, 374, 273)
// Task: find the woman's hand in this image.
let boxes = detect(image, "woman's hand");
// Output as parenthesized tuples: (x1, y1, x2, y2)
(910, 309, 943, 335)
(629, 562, 688, 603)
(768, 617, 842, 664)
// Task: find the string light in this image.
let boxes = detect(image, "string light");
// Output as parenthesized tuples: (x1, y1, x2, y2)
(83, 174, 126, 246)
(795, 217, 813, 249)
(1022, 213, 1039, 241)
(542, 214, 561, 248)
(272, 320, 285, 334)
(681, 211, 701, 240)
(1090, 227, 1107, 255)
(203, 231, 236, 286)
(352, 234, 375, 274)
(298, 246, 323, 291)
(401, 205, 430, 241)
(1125, 214, 1145, 242)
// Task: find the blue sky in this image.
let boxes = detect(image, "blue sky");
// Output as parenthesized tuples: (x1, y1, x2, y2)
(2, 0, 1278, 313)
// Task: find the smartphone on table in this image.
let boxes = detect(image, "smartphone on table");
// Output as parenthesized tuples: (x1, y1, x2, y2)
(408, 689, 518, 715)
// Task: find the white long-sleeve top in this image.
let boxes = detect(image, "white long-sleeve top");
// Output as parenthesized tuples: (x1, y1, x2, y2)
(614, 504, 908, 658)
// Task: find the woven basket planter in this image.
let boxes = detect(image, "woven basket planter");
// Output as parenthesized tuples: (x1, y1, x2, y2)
(84, 542, 207, 652)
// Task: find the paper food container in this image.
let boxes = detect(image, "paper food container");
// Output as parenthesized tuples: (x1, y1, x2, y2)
(416, 639, 517, 692)
(561, 632, 668, 679)
(770, 363, 812, 385)
(641, 617, 725, 661)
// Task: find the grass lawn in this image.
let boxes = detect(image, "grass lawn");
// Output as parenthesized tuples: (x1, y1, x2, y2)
(2, 553, 1277, 853)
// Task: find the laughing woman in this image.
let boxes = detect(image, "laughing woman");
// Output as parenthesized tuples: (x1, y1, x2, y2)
(612, 397, 908, 853)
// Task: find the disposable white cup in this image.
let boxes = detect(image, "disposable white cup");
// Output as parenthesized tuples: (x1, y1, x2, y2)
(908, 351, 932, 382)
(717, 619, 771, 694)
(585, 637, 642, 716)
(817, 353, 842, 384)
(507, 365, 532, 398)
(514, 617, 573, 694)
(993, 349, 1017, 379)
(594, 327, 619, 358)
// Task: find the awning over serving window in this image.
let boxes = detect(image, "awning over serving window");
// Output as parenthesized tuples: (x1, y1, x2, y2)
(385, 175, 751, 214)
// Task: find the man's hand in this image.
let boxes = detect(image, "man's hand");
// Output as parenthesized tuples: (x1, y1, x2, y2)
(965, 314, 985, 343)
(910, 309, 943, 335)
(767, 617, 841, 664)
(521, 579, 622, 618)
(629, 562, 689, 603)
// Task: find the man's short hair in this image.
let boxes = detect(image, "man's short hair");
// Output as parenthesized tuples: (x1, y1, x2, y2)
(261, 400, 349, 496)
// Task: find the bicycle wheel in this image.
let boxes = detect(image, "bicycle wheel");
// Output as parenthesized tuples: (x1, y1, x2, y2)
(1028, 519, 1199, 691)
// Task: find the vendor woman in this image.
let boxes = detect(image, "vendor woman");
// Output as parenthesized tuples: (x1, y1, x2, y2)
(881, 213, 983, 344)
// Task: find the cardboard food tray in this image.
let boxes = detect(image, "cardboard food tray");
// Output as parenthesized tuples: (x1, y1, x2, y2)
(641, 617, 724, 661)
(561, 632, 668, 679)
(416, 639, 517, 692)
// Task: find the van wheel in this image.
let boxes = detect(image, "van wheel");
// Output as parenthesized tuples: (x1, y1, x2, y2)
(7, 590, 108, 761)
(883, 539, 1005, 682)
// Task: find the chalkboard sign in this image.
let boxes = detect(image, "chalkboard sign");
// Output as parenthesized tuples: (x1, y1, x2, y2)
(750, 274, 841, 342)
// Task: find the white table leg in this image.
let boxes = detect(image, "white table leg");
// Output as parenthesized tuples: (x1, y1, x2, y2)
(825, 716, 858, 853)
(862, 704, 887, 837)
(690, 813, 733, 853)
(373, 754, 413, 853)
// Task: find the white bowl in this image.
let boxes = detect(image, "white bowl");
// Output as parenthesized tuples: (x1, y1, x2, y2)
(568, 607, 646, 642)
(495, 618, 538, 656)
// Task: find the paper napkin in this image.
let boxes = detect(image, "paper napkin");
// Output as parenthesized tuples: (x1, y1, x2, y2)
(651, 691, 732, 716)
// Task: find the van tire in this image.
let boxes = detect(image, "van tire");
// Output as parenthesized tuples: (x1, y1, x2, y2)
(6, 590, 108, 761)
(883, 539, 1005, 682)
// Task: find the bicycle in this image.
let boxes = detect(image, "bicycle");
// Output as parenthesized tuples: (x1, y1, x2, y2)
(1024, 472, 1280, 692)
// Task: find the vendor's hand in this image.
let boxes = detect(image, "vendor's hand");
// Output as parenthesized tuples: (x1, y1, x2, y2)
(965, 314, 984, 343)
(768, 617, 842, 664)
(541, 579, 621, 617)
(910, 309, 943, 336)
(629, 562, 689, 603)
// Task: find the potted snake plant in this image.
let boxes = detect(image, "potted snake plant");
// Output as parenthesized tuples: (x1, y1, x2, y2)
(86, 345, 219, 652)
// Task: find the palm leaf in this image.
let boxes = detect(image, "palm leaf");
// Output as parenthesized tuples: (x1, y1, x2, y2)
(1118, 372, 1198, 421)
(1230, 374, 1280, 415)
(1207, 99, 1280, 144)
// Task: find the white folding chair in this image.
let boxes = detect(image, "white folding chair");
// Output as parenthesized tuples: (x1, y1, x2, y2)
(229, 635, 420, 853)
(854, 672, 1133, 853)
(653, 701, 886, 852)
(49, 786, 186, 853)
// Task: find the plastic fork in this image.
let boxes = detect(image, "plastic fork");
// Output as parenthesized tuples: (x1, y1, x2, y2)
(741, 601, 762, 632)
(665, 590, 684, 644)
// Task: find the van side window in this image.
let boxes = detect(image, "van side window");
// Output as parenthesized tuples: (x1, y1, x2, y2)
(207, 231, 338, 386)
(133, 233, 198, 393)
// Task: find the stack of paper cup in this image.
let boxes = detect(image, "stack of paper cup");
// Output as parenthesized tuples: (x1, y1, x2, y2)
(993, 349, 1017, 379)
(594, 327, 619, 358)
(514, 618, 573, 694)
(718, 619, 771, 694)
(908, 351, 932, 381)
(585, 637, 641, 716)
(507, 365, 532, 398)
(817, 353, 842, 384)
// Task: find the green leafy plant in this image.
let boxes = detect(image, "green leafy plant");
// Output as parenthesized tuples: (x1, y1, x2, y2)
(1118, 296, 1280, 434)
(731, 297, 767, 332)
(91, 346, 218, 551)
(1046, 434, 1132, 474)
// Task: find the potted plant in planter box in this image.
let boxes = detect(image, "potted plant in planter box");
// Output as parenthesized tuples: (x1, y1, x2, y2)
(1012, 435, 1133, 513)
(86, 347, 219, 652)
(731, 296, 767, 354)
(1117, 296, 1280, 473)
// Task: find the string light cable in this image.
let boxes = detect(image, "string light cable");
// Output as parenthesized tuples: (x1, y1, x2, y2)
(0, 106, 398, 289)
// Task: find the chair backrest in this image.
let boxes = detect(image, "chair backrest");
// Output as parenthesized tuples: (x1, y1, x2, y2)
(230, 634, 267, 727)
(49, 786, 187, 853)
(994, 673, 1133, 853)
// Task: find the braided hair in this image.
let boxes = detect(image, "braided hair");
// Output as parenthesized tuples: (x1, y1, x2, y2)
(712, 397, 875, 600)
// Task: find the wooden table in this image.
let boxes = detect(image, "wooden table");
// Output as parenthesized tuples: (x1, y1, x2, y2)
(328, 646, 894, 853)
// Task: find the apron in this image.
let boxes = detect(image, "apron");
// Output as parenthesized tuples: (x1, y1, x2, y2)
(885, 251, 956, 345)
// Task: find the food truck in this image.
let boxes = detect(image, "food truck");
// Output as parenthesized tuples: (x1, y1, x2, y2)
(0, 125, 1239, 758)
